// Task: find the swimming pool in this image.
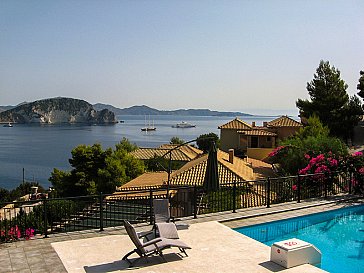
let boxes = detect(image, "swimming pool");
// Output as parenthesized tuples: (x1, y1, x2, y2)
(234, 205, 364, 273)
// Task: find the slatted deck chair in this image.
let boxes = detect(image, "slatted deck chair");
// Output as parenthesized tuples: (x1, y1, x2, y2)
(153, 198, 189, 230)
(122, 220, 191, 267)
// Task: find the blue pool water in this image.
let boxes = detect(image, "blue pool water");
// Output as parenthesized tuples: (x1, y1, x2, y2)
(234, 205, 364, 273)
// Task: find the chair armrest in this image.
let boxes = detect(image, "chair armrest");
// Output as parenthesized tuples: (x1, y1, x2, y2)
(137, 230, 154, 239)
(142, 237, 162, 247)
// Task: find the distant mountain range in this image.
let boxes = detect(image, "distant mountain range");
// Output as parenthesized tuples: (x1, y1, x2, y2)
(0, 100, 252, 117)
(0, 105, 19, 112)
(0, 101, 28, 113)
(93, 103, 252, 117)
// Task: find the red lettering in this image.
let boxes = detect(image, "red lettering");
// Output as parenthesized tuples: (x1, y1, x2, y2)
(284, 241, 298, 246)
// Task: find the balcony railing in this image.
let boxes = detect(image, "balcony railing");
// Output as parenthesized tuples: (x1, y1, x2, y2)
(0, 171, 358, 243)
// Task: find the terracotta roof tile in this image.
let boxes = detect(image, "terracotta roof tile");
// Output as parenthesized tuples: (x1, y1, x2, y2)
(238, 129, 277, 136)
(168, 150, 257, 186)
(119, 150, 275, 189)
(112, 174, 171, 198)
(158, 144, 203, 159)
(218, 118, 252, 130)
(131, 148, 192, 161)
(267, 116, 302, 127)
(120, 172, 168, 188)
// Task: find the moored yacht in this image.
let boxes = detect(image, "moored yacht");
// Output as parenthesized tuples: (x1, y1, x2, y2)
(141, 126, 156, 131)
(141, 115, 156, 131)
(172, 121, 196, 128)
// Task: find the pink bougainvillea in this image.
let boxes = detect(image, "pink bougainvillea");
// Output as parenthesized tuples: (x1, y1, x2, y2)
(299, 166, 310, 175)
(7, 225, 21, 241)
(269, 145, 364, 194)
(25, 228, 35, 240)
(344, 152, 364, 194)
(268, 146, 286, 157)
(1, 226, 35, 242)
(298, 152, 340, 176)
(327, 158, 338, 167)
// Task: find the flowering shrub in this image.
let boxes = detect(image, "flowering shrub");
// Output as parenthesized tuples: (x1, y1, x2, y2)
(25, 227, 35, 240)
(269, 145, 351, 197)
(268, 146, 287, 158)
(267, 145, 300, 175)
(283, 150, 364, 196)
(292, 152, 341, 197)
(342, 152, 364, 194)
(7, 225, 21, 241)
(0, 225, 35, 242)
(298, 153, 340, 175)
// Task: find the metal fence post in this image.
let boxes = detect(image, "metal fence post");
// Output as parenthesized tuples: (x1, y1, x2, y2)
(43, 199, 48, 238)
(266, 178, 271, 208)
(232, 181, 237, 213)
(324, 175, 328, 198)
(20, 206, 26, 239)
(193, 185, 197, 219)
(149, 189, 154, 225)
(349, 172, 352, 194)
(297, 174, 301, 203)
(99, 192, 104, 232)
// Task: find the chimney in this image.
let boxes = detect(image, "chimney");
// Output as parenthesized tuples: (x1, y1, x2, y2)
(263, 121, 268, 127)
(228, 149, 234, 164)
(252, 121, 256, 127)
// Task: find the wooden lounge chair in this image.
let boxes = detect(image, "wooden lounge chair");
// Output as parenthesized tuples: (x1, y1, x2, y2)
(122, 220, 191, 267)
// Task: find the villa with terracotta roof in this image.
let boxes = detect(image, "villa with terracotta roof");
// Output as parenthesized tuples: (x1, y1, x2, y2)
(267, 115, 303, 139)
(218, 116, 302, 160)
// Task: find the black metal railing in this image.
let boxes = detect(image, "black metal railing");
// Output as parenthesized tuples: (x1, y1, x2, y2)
(0, 171, 359, 243)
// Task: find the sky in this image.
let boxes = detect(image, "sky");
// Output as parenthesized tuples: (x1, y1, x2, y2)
(1, 0, 363, 116)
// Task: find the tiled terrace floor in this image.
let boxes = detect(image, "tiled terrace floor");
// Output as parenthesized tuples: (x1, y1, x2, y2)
(0, 195, 362, 273)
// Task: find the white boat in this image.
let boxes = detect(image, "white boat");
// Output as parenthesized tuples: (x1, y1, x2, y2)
(172, 121, 196, 128)
(3, 122, 13, 127)
(141, 116, 156, 131)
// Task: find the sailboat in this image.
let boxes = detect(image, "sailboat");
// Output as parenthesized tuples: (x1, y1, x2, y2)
(141, 115, 156, 131)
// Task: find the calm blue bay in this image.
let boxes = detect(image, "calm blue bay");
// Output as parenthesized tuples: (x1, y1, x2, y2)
(0, 115, 276, 190)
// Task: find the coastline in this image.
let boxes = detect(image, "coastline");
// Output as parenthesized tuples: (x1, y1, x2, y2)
(0, 114, 298, 191)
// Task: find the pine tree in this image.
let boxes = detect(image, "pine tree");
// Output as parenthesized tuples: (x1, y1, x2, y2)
(296, 60, 362, 141)
(357, 70, 364, 99)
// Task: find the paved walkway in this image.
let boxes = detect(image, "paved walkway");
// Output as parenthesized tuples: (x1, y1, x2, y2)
(0, 195, 362, 273)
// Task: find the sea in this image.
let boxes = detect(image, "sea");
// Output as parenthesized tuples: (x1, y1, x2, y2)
(0, 115, 281, 190)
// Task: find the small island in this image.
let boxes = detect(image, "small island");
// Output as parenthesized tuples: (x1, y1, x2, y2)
(0, 97, 117, 124)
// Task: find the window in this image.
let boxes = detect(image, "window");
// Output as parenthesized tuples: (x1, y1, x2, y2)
(267, 137, 271, 142)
